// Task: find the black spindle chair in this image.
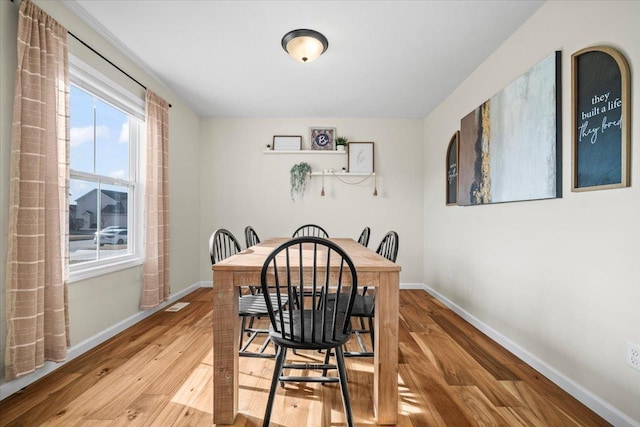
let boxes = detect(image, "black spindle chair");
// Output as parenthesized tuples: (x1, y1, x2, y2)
(244, 225, 260, 248)
(344, 231, 398, 357)
(209, 228, 281, 358)
(290, 224, 329, 308)
(357, 226, 371, 247)
(260, 237, 358, 427)
(292, 224, 329, 238)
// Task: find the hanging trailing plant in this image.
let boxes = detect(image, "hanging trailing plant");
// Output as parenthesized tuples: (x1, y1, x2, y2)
(290, 162, 312, 201)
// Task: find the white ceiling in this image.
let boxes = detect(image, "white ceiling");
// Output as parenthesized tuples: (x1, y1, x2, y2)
(65, 0, 544, 118)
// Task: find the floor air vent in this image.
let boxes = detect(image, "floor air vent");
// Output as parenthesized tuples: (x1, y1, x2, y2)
(165, 302, 190, 312)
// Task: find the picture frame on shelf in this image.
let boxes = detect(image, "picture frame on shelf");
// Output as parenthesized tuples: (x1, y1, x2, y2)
(348, 142, 374, 173)
(272, 135, 302, 151)
(310, 127, 336, 151)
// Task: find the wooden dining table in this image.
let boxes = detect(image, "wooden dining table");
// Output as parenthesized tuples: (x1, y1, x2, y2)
(212, 237, 401, 425)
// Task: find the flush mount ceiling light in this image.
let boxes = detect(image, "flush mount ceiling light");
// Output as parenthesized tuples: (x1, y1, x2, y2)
(281, 29, 329, 63)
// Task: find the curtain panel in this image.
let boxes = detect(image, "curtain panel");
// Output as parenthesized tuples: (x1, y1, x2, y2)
(5, 0, 70, 381)
(140, 90, 170, 309)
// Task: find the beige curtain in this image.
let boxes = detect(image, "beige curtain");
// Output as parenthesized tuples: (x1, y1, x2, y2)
(5, 0, 69, 381)
(140, 90, 170, 309)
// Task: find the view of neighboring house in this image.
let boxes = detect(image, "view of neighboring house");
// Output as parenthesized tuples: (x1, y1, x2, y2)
(70, 189, 127, 233)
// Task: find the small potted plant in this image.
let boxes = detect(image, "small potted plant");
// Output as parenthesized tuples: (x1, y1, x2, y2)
(336, 136, 348, 151)
(290, 162, 311, 201)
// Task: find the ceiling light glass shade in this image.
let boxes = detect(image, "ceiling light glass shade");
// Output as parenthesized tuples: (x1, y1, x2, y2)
(281, 29, 328, 63)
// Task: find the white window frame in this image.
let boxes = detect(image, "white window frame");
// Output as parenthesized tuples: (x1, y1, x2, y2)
(68, 55, 146, 282)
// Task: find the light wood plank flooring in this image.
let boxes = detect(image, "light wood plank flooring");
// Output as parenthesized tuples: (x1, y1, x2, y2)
(0, 288, 609, 426)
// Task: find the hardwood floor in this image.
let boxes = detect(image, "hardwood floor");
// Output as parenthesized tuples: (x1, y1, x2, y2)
(0, 288, 609, 426)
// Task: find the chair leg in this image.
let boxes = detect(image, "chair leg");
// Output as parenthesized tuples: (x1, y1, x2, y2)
(263, 347, 287, 427)
(368, 316, 375, 351)
(334, 346, 354, 427)
(321, 346, 331, 378)
(239, 316, 247, 350)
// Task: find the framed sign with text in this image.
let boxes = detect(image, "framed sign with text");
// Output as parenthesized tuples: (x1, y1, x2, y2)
(572, 46, 631, 191)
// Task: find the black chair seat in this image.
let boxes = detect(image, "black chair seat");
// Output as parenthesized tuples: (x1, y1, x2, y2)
(239, 293, 278, 316)
(326, 293, 374, 317)
(351, 294, 374, 317)
(269, 310, 352, 349)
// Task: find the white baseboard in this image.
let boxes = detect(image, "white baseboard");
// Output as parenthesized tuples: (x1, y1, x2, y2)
(399, 282, 426, 290)
(416, 283, 638, 427)
(0, 281, 203, 401)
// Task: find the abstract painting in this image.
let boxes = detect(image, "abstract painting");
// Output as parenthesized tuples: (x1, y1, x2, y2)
(458, 51, 561, 206)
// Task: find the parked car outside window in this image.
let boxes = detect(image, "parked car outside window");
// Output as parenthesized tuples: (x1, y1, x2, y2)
(94, 227, 127, 246)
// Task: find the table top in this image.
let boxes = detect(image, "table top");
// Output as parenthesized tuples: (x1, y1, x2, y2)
(212, 237, 401, 273)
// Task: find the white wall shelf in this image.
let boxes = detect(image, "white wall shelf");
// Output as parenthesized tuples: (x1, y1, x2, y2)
(310, 172, 375, 177)
(262, 150, 346, 155)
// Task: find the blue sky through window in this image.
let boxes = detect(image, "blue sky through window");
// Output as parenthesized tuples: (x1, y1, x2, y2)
(69, 85, 130, 206)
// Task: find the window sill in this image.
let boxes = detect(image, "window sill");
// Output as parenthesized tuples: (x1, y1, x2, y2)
(68, 256, 143, 283)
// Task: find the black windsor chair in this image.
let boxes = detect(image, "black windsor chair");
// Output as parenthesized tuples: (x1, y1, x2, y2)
(328, 230, 398, 357)
(290, 224, 329, 308)
(357, 226, 371, 247)
(244, 225, 260, 248)
(292, 224, 329, 238)
(209, 228, 282, 358)
(260, 237, 358, 427)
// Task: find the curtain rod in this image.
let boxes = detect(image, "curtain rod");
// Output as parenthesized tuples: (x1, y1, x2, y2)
(11, 0, 172, 108)
(68, 32, 172, 108)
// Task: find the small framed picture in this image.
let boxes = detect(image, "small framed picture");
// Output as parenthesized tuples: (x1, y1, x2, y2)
(348, 142, 374, 173)
(310, 127, 336, 150)
(272, 135, 302, 151)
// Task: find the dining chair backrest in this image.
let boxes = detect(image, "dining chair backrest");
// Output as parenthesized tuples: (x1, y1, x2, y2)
(209, 229, 242, 265)
(357, 227, 371, 247)
(260, 237, 358, 347)
(244, 225, 260, 248)
(292, 224, 329, 238)
(376, 231, 399, 263)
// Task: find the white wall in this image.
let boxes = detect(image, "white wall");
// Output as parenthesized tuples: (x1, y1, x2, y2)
(0, 0, 202, 389)
(199, 118, 424, 284)
(424, 1, 640, 423)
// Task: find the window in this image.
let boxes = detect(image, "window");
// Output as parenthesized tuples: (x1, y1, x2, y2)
(68, 56, 145, 281)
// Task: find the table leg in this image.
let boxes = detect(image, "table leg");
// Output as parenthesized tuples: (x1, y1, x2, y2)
(212, 270, 239, 424)
(374, 271, 399, 424)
